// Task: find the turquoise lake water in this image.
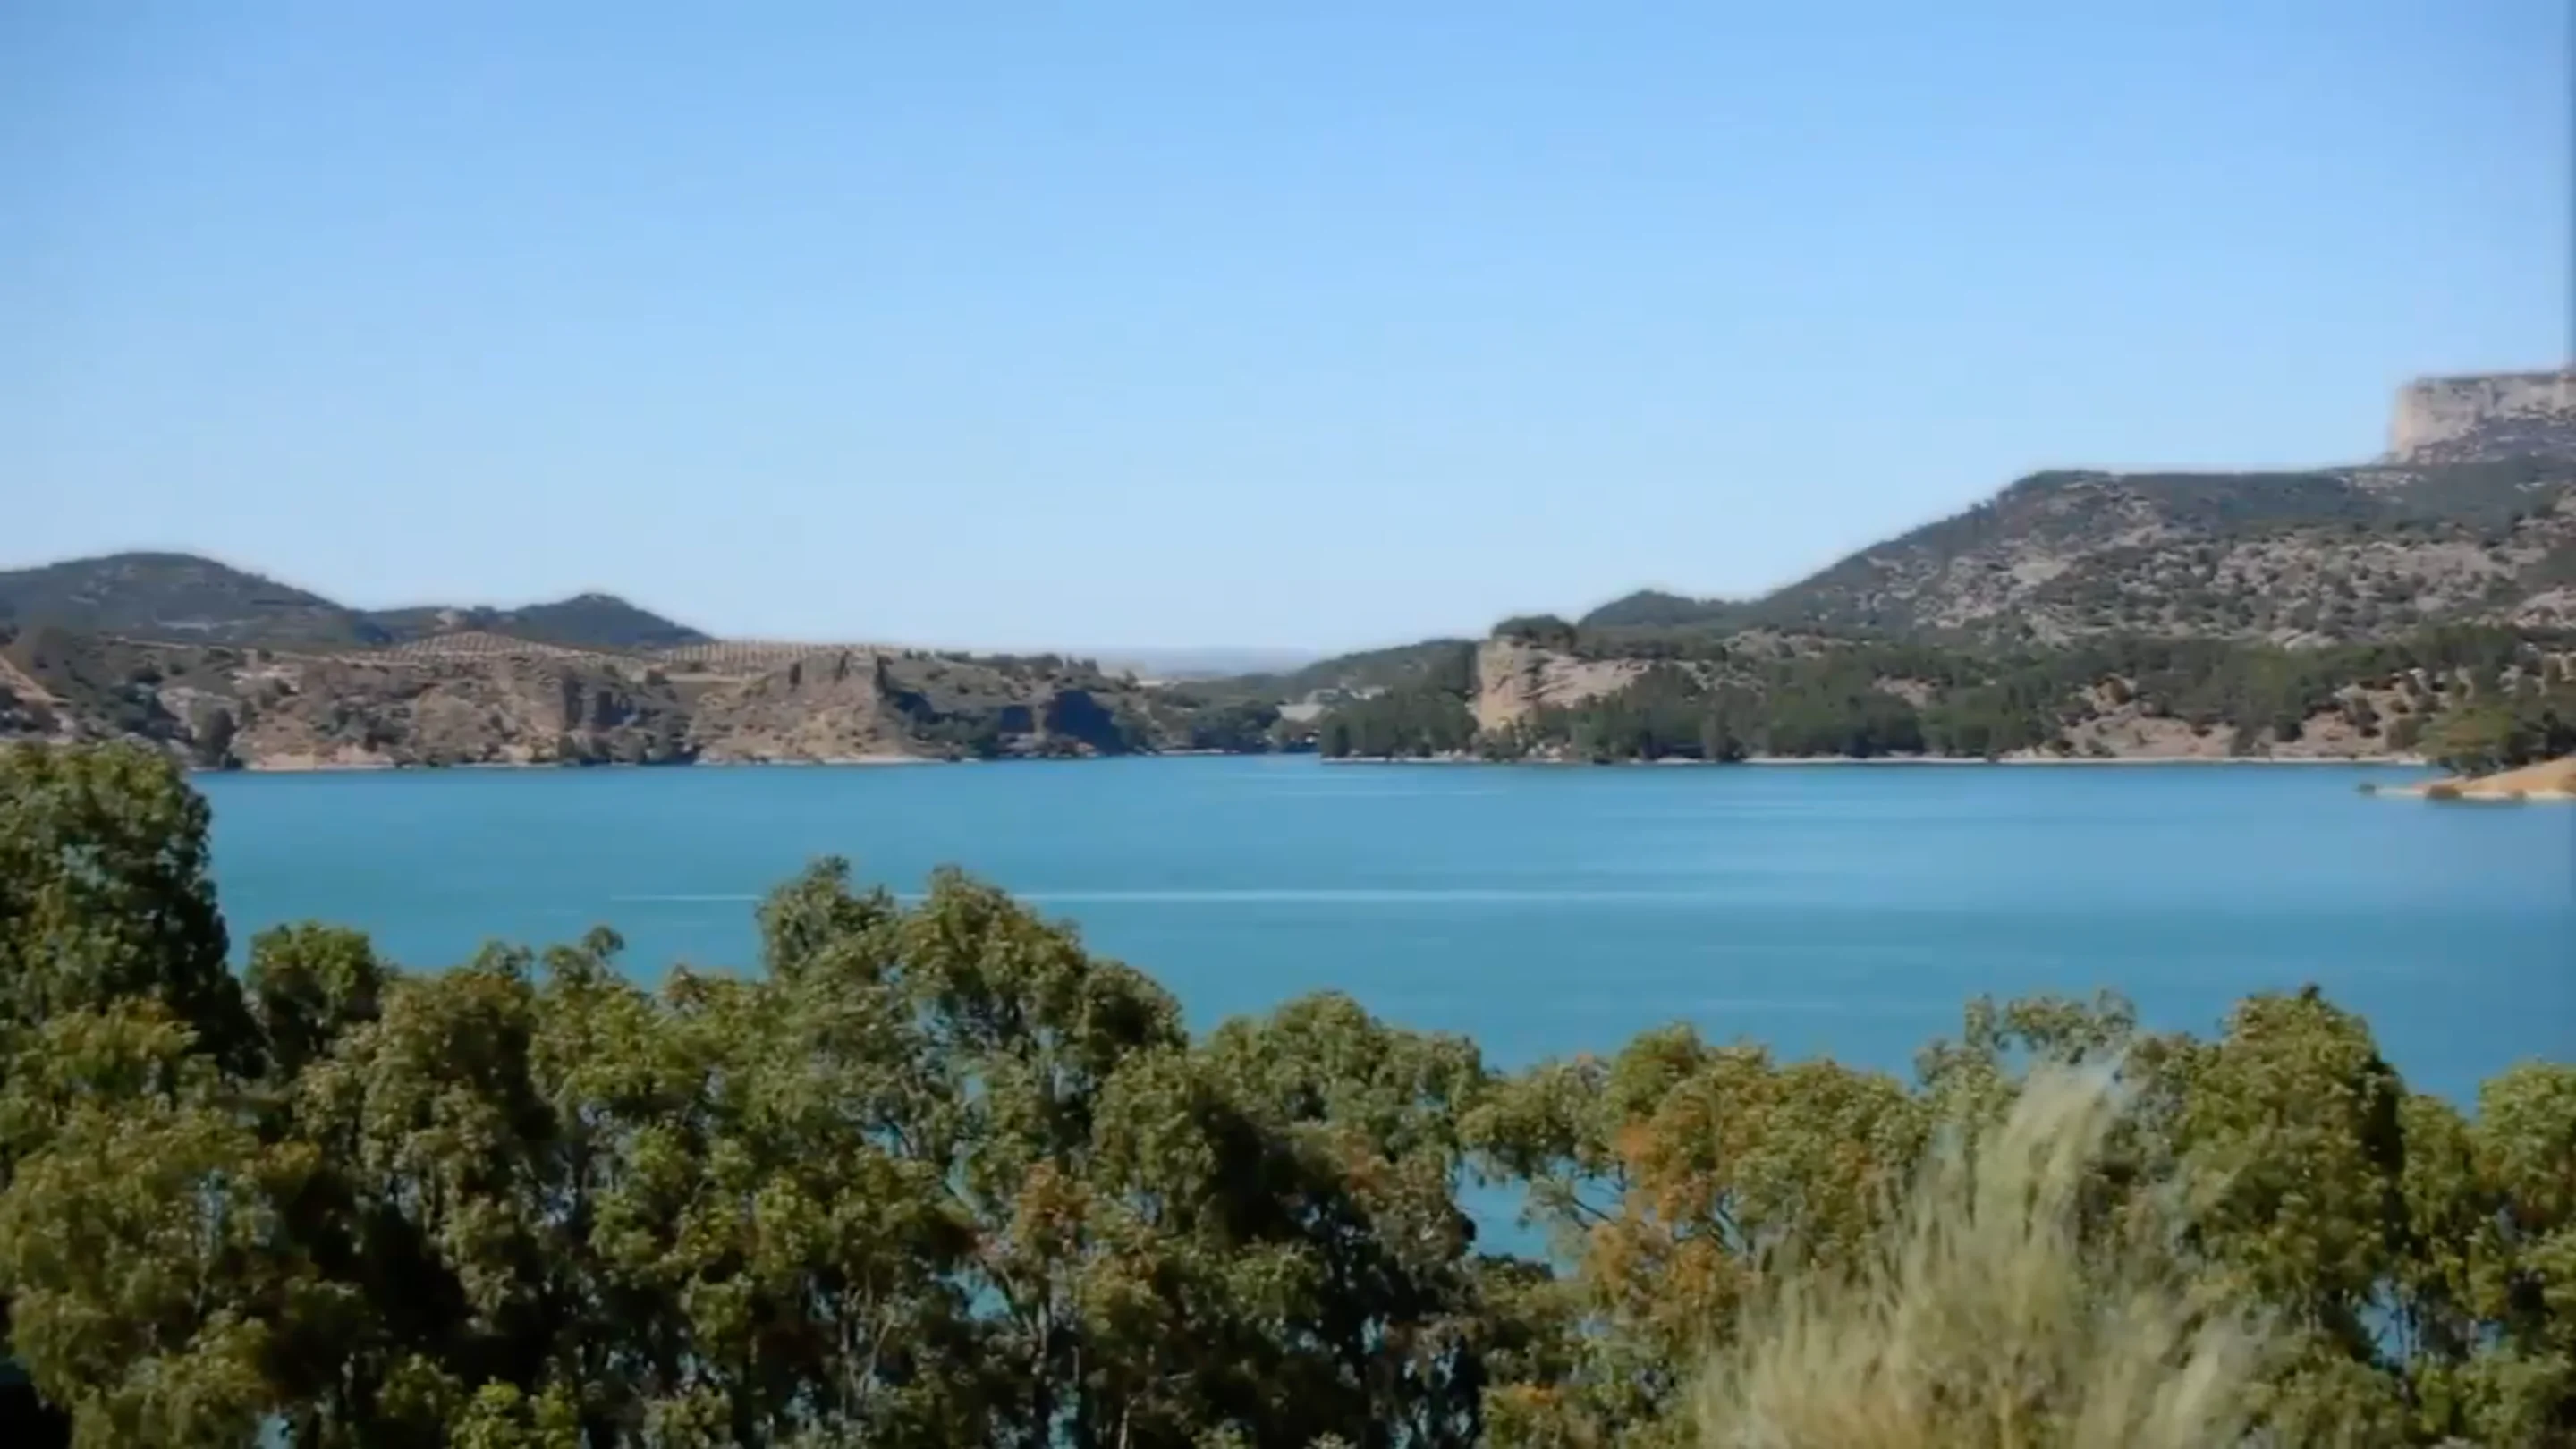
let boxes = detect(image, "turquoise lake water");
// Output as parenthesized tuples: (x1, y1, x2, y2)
(196, 757, 2573, 1101)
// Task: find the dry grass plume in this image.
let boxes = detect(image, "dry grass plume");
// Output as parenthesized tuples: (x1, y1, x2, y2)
(1696, 1067, 2268, 1449)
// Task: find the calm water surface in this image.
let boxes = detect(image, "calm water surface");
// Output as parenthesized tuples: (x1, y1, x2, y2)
(198, 758, 2573, 1100)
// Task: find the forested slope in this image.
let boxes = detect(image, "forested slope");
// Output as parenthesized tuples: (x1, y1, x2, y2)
(1313, 621, 2576, 769)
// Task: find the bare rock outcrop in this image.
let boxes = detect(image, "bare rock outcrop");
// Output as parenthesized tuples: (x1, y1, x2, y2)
(688, 649, 902, 762)
(1472, 638, 1650, 733)
(2391, 371, 2576, 463)
(227, 652, 694, 767)
(0, 626, 1197, 768)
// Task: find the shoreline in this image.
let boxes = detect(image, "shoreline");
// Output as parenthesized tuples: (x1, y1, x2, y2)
(199, 748, 1284, 774)
(165, 749, 2439, 775)
(213, 752, 937, 775)
(2374, 755, 2576, 801)
(1321, 752, 2430, 768)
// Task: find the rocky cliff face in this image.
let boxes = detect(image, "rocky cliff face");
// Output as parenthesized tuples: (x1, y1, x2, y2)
(687, 649, 900, 763)
(1471, 638, 1651, 733)
(217, 652, 698, 768)
(0, 630, 699, 768)
(0, 629, 1191, 768)
(2390, 371, 2576, 463)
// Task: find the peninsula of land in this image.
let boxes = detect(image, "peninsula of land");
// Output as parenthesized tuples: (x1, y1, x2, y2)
(2389, 753, 2576, 800)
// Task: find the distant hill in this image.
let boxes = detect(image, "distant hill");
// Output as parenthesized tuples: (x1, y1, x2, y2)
(1580, 455, 2576, 646)
(0, 552, 1313, 766)
(1578, 589, 1747, 632)
(17, 370, 2572, 767)
(1290, 372, 2576, 766)
(0, 552, 711, 654)
(364, 594, 710, 651)
(1191, 639, 1478, 703)
(1568, 372, 2576, 648)
(0, 552, 389, 647)
(1088, 647, 1320, 681)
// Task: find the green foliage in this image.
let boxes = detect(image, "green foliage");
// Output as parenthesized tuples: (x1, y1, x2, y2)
(364, 594, 709, 652)
(1492, 652, 1936, 763)
(1498, 665, 1723, 762)
(1757, 669, 1927, 760)
(2423, 682, 2576, 775)
(0, 1004, 299, 1448)
(0, 553, 386, 648)
(1, 743, 2572, 1448)
(0, 743, 255, 1073)
(1577, 590, 1746, 633)
(0, 550, 721, 657)
(1471, 626, 2576, 764)
(0, 748, 1525, 1445)
(1145, 694, 1286, 753)
(1198, 641, 1479, 708)
(1317, 688, 1479, 759)
(1492, 616, 1579, 651)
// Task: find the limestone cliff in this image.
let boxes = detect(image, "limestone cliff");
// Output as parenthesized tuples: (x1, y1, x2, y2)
(1471, 638, 1651, 733)
(226, 651, 696, 767)
(2390, 371, 2576, 463)
(687, 649, 899, 763)
(0, 628, 1192, 768)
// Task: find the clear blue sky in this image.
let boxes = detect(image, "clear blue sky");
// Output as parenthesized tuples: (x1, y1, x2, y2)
(4, 3, 2566, 651)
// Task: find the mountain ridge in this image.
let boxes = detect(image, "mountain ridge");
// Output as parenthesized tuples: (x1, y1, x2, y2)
(12, 369, 2573, 768)
(1243, 371, 2576, 770)
(1565, 455, 2576, 648)
(0, 551, 713, 655)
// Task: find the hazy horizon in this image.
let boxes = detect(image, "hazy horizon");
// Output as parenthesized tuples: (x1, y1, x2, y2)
(6, 4, 2565, 651)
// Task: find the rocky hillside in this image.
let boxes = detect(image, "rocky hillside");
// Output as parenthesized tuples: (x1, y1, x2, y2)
(1303, 623, 2576, 766)
(1579, 455, 2576, 646)
(1572, 372, 2576, 649)
(1282, 371, 2576, 763)
(21, 370, 2572, 768)
(0, 626, 1208, 768)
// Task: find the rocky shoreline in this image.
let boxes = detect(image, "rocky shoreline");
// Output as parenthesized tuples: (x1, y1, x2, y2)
(1321, 750, 2430, 768)
(186, 747, 2443, 775)
(0, 628, 1214, 770)
(201, 751, 944, 774)
(2377, 754, 2576, 801)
